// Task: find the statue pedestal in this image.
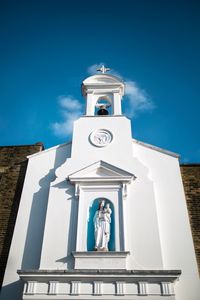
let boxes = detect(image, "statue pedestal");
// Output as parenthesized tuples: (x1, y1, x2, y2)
(72, 251, 130, 270)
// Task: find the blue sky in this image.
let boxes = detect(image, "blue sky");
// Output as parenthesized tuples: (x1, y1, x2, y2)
(0, 0, 200, 163)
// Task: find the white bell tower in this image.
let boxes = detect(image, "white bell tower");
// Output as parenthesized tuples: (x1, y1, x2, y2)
(82, 68, 125, 116)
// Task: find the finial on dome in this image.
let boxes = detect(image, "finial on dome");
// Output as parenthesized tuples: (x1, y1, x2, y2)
(96, 65, 110, 74)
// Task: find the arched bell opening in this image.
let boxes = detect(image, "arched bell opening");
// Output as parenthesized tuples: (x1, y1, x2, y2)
(87, 198, 115, 251)
(95, 96, 113, 116)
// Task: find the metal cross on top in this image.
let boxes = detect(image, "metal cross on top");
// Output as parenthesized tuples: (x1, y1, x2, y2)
(96, 65, 110, 74)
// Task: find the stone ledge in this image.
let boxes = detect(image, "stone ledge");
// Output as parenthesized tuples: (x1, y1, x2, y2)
(72, 251, 130, 256)
(17, 269, 181, 282)
(72, 251, 130, 270)
(18, 269, 181, 275)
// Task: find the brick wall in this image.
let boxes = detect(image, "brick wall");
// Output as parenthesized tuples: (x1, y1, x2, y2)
(0, 143, 43, 288)
(180, 164, 200, 275)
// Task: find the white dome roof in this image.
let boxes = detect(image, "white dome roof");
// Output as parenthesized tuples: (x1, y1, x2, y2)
(82, 74, 125, 96)
(83, 74, 124, 85)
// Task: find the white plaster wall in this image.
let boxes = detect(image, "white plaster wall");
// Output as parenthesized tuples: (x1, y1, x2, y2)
(0, 143, 71, 300)
(125, 173, 163, 269)
(132, 140, 200, 300)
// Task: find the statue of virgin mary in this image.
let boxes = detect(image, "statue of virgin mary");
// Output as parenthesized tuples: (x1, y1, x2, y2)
(93, 200, 112, 251)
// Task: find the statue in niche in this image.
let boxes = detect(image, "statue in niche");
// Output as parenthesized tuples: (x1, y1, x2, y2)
(93, 200, 112, 251)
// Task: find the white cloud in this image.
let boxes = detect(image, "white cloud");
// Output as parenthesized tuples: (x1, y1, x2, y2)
(87, 63, 155, 117)
(124, 81, 155, 116)
(51, 95, 83, 138)
(58, 96, 82, 111)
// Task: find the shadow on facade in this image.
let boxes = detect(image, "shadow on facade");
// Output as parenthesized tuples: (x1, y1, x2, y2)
(21, 145, 69, 270)
(53, 181, 78, 269)
(66, 183, 78, 269)
(0, 280, 23, 300)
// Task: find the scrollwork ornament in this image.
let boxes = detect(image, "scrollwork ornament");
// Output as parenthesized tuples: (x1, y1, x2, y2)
(90, 129, 113, 147)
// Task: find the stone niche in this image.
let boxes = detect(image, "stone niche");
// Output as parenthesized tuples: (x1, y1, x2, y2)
(68, 160, 135, 270)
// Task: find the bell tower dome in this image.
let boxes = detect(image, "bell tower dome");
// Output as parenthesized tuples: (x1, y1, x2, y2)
(82, 66, 125, 116)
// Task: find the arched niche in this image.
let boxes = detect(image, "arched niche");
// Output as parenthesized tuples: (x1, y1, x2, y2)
(87, 198, 115, 251)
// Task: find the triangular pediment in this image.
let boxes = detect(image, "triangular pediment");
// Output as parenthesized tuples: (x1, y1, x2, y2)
(68, 160, 135, 183)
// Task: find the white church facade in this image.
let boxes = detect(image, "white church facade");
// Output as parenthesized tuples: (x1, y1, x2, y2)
(1, 69, 199, 299)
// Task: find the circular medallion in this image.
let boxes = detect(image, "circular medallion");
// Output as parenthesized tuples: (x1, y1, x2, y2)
(90, 129, 113, 147)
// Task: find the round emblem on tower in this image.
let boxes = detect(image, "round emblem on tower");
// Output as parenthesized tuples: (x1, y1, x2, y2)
(89, 129, 113, 147)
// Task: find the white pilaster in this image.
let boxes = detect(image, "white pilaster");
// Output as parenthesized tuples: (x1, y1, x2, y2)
(48, 281, 58, 295)
(116, 281, 125, 295)
(161, 282, 174, 295)
(86, 92, 94, 115)
(25, 281, 36, 295)
(93, 281, 103, 295)
(71, 281, 80, 295)
(138, 281, 148, 295)
(113, 91, 122, 115)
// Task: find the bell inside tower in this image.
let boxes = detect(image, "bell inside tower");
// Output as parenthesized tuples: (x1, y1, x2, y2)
(97, 106, 109, 115)
(96, 99, 111, 116)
